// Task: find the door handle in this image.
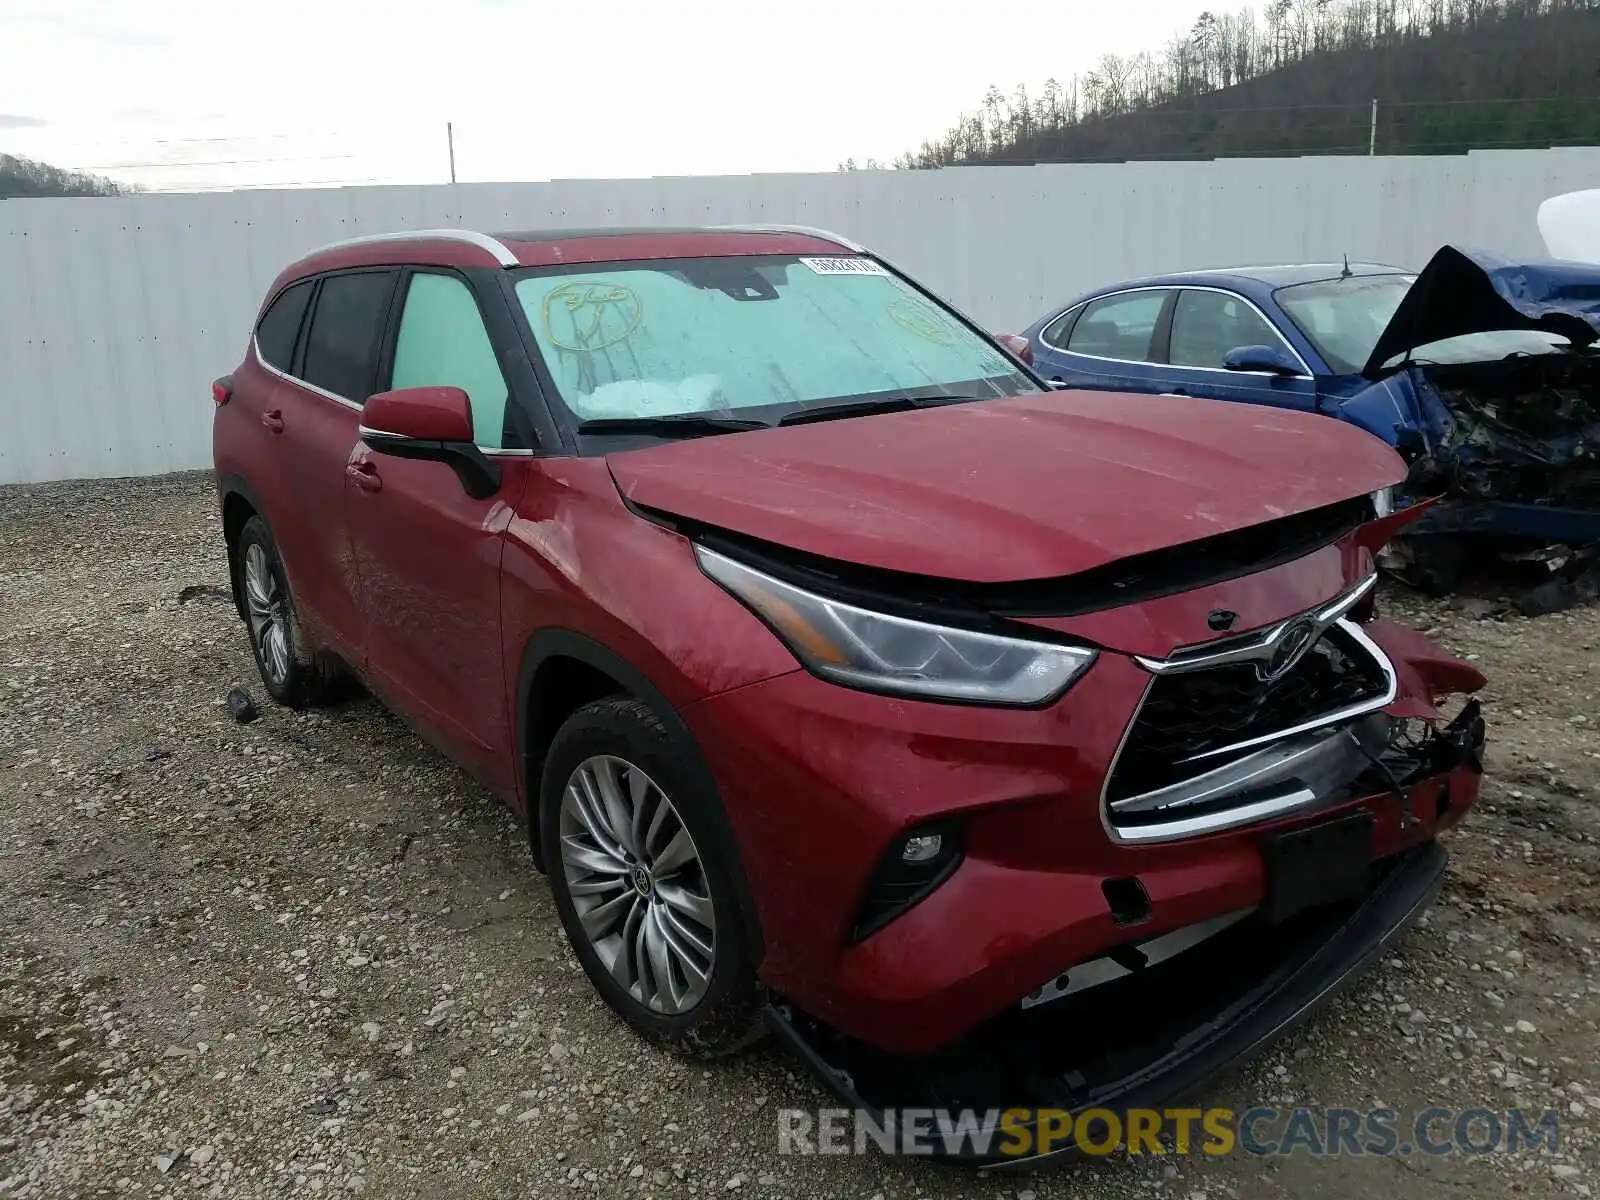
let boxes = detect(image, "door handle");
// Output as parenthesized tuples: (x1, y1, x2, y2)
(347, 461, 383, 493)
(261, 409, 285, 433)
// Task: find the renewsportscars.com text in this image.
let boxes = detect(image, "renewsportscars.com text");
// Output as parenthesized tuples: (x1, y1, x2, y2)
(777, 1106, 1561, 1159)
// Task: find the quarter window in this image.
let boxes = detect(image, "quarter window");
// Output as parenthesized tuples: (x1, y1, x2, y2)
(256, 280, 314, 372)
(1065, 291, 1168, 361)
(1040, 306, 1080, 347)
(1168, 290, 1292, 369)
(390, 273, 512, 448)
(300, 271, 397, 402)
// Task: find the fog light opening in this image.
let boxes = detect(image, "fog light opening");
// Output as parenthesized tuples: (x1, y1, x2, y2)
(1102, 876, 1152, 925)
(850, 821, 966, 942)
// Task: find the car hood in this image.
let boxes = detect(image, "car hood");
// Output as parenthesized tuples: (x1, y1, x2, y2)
(1362, 244, 1600, 379)
(606, 389, 1404, 584)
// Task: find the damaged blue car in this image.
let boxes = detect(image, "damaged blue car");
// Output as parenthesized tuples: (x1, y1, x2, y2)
(1011, 247, 1600, 588)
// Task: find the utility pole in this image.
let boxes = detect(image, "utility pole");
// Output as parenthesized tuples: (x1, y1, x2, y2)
(447, 122, 458, 184)
(1369, 99, 1378, 157)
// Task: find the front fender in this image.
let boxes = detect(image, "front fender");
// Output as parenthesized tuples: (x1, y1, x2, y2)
(1330, 375, 1419, 445)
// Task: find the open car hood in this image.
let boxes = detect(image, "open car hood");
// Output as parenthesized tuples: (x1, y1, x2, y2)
(1362, 244, 1600, 380)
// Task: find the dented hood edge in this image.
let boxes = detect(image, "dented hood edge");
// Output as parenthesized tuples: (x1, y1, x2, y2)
(1362, 244, 1600, 380)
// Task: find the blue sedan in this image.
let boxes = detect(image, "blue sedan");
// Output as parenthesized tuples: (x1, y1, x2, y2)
(1010, 250, 1600, 553)
(1020, 260, 1426, 409)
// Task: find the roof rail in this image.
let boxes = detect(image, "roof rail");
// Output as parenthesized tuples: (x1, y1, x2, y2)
(303, 228, 519, 267)
(714, 223, 864, 252)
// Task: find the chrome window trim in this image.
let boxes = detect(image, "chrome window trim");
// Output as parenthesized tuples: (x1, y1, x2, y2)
(253, 339, 539, 458)
(1036, 302, 1089, 353)
(254, 337, 362, 412)
(303, 228, 519, 268)
(1168, 285, 1315, 377)
(1040, 285, 1173, 363)
(1037, 283, 1315, 378)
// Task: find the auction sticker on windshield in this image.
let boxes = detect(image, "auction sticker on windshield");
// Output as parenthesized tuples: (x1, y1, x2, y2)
(800, 257, 888, 276)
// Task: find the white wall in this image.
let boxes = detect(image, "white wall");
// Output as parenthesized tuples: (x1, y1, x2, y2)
(4, 147, 1600, 485)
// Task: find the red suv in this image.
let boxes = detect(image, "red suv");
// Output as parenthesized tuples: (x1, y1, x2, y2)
(213, 226, 1487, 1160)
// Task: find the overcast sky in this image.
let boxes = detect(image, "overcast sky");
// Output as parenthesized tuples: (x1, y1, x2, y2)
(2, 0, 1215, 191)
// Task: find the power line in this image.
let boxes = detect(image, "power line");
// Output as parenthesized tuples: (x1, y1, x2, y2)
(82, 153, 360, 170)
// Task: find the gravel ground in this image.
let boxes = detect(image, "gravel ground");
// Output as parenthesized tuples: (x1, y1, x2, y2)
(2, 471, 1598, 1200)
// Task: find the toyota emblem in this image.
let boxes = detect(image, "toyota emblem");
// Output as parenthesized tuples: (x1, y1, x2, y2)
(1260, 618, 1318, 681)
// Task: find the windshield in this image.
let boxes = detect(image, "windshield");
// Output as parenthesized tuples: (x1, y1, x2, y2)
(513, 254, 1034, 430)
(1273, 276, 1411, 373)
(1275, 274, 1572, 373)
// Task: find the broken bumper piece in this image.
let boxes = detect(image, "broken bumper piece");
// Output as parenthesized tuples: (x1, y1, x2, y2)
(767, 839, 1448, 1165)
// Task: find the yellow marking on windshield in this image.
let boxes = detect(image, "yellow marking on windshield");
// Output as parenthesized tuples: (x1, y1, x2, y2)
(542, 281, 643, 351)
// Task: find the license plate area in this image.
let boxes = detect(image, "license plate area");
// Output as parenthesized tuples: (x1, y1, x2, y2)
(1260, 810, 1374, 924)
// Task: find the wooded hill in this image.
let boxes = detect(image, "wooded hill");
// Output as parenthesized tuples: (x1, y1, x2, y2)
(0, 154, 129, 200)
(876, 0, 1600, 169)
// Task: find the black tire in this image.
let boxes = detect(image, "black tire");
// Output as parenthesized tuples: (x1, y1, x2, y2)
(539, 696, 765, 1058)
(234, 515, 347, 709)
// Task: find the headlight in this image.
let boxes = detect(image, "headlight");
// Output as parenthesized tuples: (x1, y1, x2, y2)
(694, 545, 1097, 705)
(1370, 486, 1396, 518)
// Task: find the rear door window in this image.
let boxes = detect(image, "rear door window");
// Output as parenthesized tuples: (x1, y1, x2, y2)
(300, 271, 398, 403)
(256, 280, 314, 372)
(1065, 291, 1169, 361)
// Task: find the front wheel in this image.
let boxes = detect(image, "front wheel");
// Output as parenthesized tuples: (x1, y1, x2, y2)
(540, 697, 764, 1058)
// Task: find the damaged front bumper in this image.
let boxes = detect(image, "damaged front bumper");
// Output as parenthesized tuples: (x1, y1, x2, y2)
(1339, 347, 1600, 571)
(768, 702, 1486, 1165)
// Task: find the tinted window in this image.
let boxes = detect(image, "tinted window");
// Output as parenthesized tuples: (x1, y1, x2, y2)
(256, 280, 313, 372)
(1040, 306, 1080, 347)
(301, 272, 396, 402)
(1168, 290, 1290, 369)
(1066, 291, 1168, 360)
(390, 273, 512, 448)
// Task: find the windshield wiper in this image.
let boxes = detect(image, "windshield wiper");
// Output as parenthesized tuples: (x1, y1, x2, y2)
(575, 414, 769, 437)
(776, 394, 987, 427)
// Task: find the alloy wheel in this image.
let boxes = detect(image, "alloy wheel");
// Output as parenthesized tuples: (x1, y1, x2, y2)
(243, 542, 290, 686)
(558, 755, 717, 1014)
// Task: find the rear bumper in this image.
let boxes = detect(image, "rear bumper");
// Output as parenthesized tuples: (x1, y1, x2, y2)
(768, 838, 1449, 1165)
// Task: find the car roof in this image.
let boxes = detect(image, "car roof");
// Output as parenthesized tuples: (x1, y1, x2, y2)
(267, 225, 860, 294)
(1091, 261, 1409, 294)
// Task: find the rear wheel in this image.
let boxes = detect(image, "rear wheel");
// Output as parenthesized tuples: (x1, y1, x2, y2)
(541, 697, 764, 1057)
(235, 516, 346, 708)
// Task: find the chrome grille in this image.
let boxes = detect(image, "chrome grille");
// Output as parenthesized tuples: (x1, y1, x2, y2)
(1104, 576, 1397, 841)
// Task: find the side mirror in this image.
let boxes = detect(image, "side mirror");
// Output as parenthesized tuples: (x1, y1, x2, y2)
(1223, 345, 1302, 376)
(360, 386, 501, 499)
(994, 332, 1034, 367)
